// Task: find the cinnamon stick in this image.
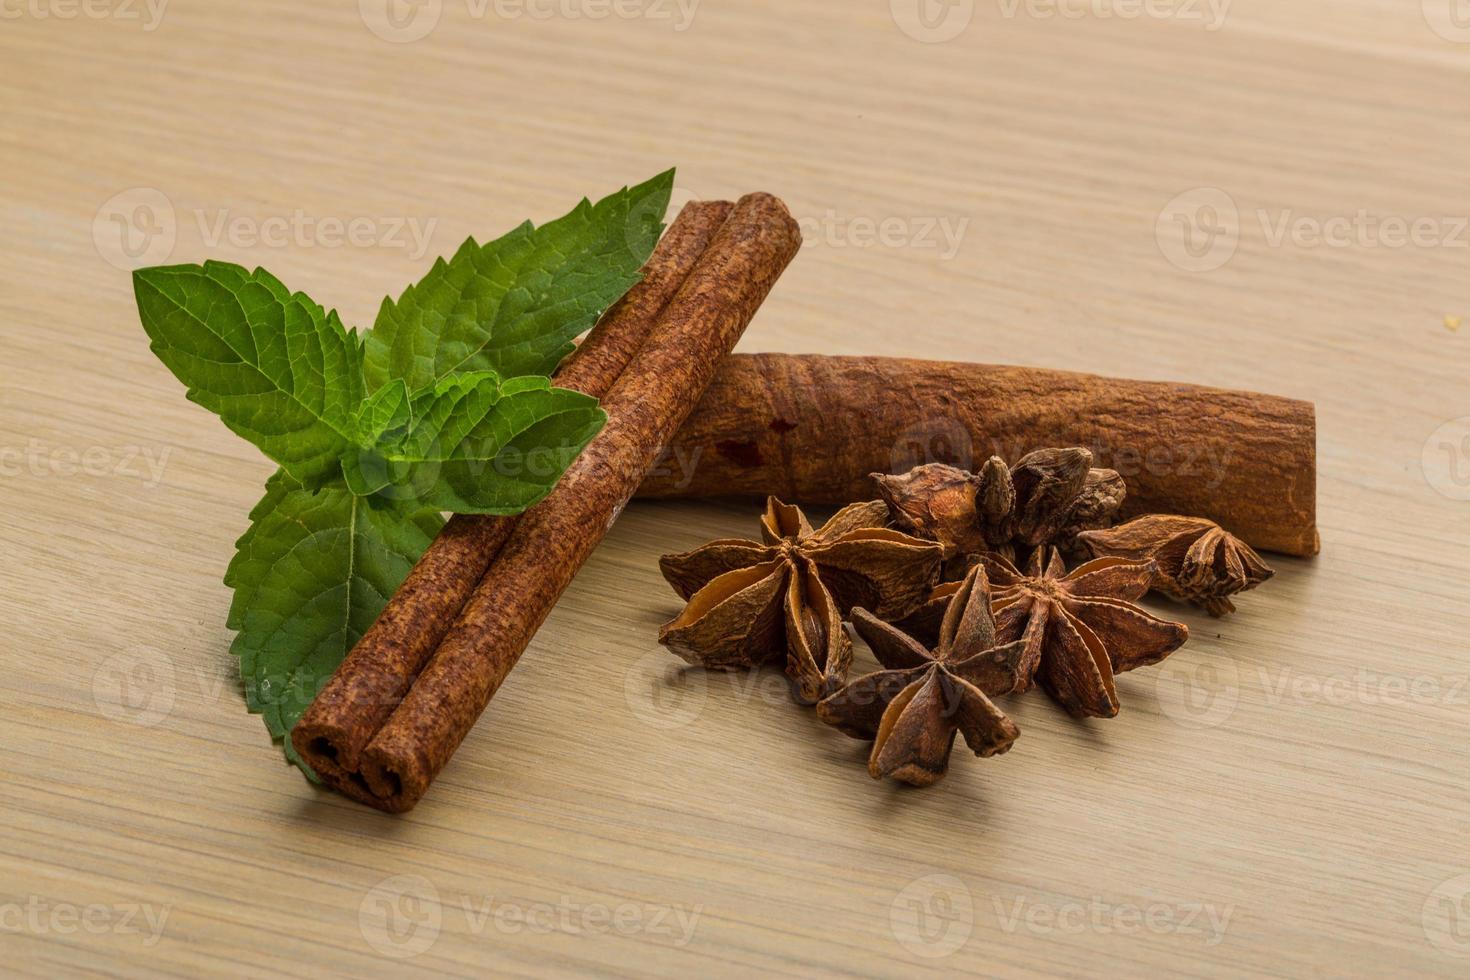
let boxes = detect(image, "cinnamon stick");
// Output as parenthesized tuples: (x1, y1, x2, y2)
(637, 354, 1319, 557)
(292, 199, 734, 786)
(305, 192, 803, 811)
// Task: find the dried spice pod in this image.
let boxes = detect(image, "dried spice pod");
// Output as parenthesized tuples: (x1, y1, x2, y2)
(817, 565, 1025, 786)
(659, 560, 800, 670)
(1076, 515, 1274, 616)
(871, 464, 987, 560)
(1008, 447, 1097, 547)
(1061, 468, 1128, 543)
(784, 562, 847, 701)
(872, 449, 1125, 570)
(973, 457, 1015, 548)
(981, 549, 1189, 718)
(659, 498, 943, 702)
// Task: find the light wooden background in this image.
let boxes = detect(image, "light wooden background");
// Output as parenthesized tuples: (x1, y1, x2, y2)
(3, 1, 1468, 976)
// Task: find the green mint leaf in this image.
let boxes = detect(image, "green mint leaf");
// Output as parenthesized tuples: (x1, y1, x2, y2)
(133, 261, 363, 487)
(341, 371, 606, 513)
(354, 377, 412, 447)
(361, 169, 674, 393)
(225, 471, 441, 774)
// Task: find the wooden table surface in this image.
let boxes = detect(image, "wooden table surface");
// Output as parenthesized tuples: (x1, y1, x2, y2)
(4, 2, 1468, 976)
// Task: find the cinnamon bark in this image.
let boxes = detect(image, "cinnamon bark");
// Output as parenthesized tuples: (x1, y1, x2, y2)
(292, 200, 734, 787)
(311, 192, 802, 811)
(637, 354, 1318, 557)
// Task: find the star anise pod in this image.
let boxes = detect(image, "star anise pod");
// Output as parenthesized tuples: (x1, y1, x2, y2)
(981, 549, 1189, 718)
(1076, 515, 1274, 617)
(658, 498, 943, 702)
(872, 448, 1125, 569)
(869, 462, 991, 559)
(816, 565, 1025, 786)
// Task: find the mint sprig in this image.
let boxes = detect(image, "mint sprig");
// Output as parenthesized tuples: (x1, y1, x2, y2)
(133, 171, 675, 774)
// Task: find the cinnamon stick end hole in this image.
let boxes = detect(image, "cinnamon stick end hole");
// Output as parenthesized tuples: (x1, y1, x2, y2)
(307, 737, 339, 763)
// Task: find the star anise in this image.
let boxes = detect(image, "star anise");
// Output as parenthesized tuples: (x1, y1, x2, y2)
(872, 448, 1125, 570)
(658, 498, 943, 702)
(816, 565, 1025, 786)
(1076, 515, 1274, 616)
(870, 462, 991, 560)
(981, 549, 1189, 718)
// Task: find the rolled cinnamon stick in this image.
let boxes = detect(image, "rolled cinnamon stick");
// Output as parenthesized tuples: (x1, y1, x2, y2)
(637, 354, 1318, 557)
(292, 200, 735, 787)
(320, 192, 802, 811)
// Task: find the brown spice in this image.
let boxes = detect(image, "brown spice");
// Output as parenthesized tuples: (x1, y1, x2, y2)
(871, 463, 991, 561)
(981, 549, 1189, 718)
(658, 498, 942, 702)
(325, 192, 802, 811)
(292, 200, 735, 786)
(1076, 514, 1274, 616)
(816, 565, 1025, 786)
(873, 449, 1125, 569)
(638, 354, 1319, 558)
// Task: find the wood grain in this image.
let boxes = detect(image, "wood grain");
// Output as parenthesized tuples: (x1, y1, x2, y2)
(2, 1, 1468, 976)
